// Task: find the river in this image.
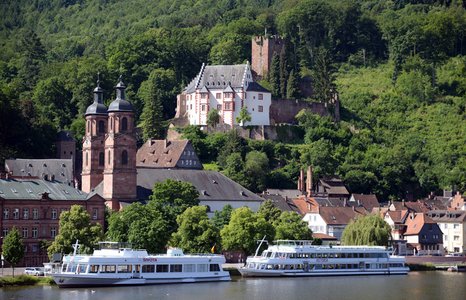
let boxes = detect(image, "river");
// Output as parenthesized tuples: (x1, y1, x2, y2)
(2, 272, 465, 300)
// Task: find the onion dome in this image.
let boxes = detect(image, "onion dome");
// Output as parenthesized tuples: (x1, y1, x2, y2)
(85, 74, 108, 116)
(108, 75, 133, 112)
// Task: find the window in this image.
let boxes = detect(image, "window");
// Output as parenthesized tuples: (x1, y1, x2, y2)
(156, 265, 169, 272)
(86, 152, 89, 167)
(13, 208, 19, 219)
(22, 227, 28, 238)
(454, 235, 460, 241)
(197, 264, 208, 272)
(118, 265, 132, 273)
(258, 93, 263, 100)
(2, 228, 8, 237)
(170, 264, 182, 272)
(99, 152, 104, 166)
(51, 227, 57, 238)
(32, 245, 39, 252)
(258, 105, 264, 112)
(32, 227, 38, 238)
(209, 264, 220, 272)
(217, 104, 222, 111)
(51, 209, 58, 220)
(453, 224, 459, 229)
(121, 117, 128, 131)
(101, 265, 116, 273)
(201, 94, 207, 99)
(216, 93, 221, 98)
(184, 264, 196, 272)
(93, 208, 98, 220)
(87, 121, 90, 133)
(3, 208, 9, 219)
(98, 120, 105, 133)
(33, 208, 39, 220)
(23, 208, 29, 219)
(224, 102, 232, 110)
(122, 150, 128, 165)
(142, 265, 155, 273)
(89, 265, 100, 273)
(201, 104, 206, 112)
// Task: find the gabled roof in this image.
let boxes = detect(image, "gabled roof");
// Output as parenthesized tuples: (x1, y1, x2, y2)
(391, 201, 428, 213)
(0, 178, 89, 201)
(318, 206, 366, 225)
(265, 189, 304, 199)
(136, 169, 264, 203)
(136, 139, 202, 170)
(314, 197, 345, 207)
(349, 194, 380, 211)
(418, 196, 452, 210)
(386, 209, 409, 223)
(318, 177, 349, 195)
(262, 194, 300, 213)
(245, 81, 270, 93)
(5, 159, 74, 184)
(223, 84, 235, 93)
(404, 213, 437, 235)
(427, 210, 466, 223)
(185, 64, 249, 93)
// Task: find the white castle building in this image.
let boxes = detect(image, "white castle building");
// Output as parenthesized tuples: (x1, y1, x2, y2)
(176, 62, 271, 127)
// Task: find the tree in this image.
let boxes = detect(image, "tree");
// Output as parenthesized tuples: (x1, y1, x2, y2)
(2, 227, 25, 276)
(149, 179, 200, 232)
(341, 214, 392, 246)
(47, 205, 104, 257)
(217, 129, 246, 168)
(274, 211, 312, 240)
(244, 150, 269, 192)
(139, 68, 177, 140)
(236, 106, 251, 126)
(207, 108, 220, 129)
(268, 53, 281, 97)
(257, 200, 282, 223)
(106, 202, 169, 253)
(286, 69, 300, 99)
(212, 204, 233, 231)
(220, 207, 275, 255)
(311, 47, 335, 103)
(170, 206, 220, 253)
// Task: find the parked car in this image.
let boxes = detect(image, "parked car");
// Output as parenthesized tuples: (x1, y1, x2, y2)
(446, 252, 465, 257)
(24, 267, 44, 276)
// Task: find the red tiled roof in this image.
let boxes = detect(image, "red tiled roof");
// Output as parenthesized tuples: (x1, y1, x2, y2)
(136, 139, 202, 169)
(318, 206, 367, 225)
(350, 193, 380, 211)
(312, 233, 337, 240)
(404, 213, 436, 235)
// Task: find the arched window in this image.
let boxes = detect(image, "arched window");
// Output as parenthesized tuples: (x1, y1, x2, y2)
(108, 150, 111, 165)
(98, 120, 105, 134)
(99, 152, 104, 166)
(121, 117, 128, 131)
(122, 150, 128, 165)
(110, 117, 113, 131)
(87, 121, 90, 133)
(85, 152, 88, 167)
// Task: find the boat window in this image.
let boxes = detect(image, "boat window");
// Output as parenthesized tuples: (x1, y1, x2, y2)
(329, 253, 334, 258)
(142, 265, 155, 273)
(197, 264, 208, 272)
(118, 265, 132, 273)
(62, 264, 68, 272)
(156, 265, 169, 273)
(89, 265, 99, 273)
(170, 264, 182, 272)
(101, 265, 116, 273)
(322, 253, 328, 258)
(266, 252, 272, 258)
(184, 264, 196, 272)
(209, 264, 220, 272)
(310, 253, 315, 258)
(316, 253, 322, 258)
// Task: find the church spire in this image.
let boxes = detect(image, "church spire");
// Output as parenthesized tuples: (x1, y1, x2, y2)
(93, 72, 104, 104)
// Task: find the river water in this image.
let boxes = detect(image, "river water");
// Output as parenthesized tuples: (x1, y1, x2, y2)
(2, 272, 465, 300)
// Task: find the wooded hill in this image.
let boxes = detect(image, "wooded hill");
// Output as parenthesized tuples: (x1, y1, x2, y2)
(0, 0, 465, 201)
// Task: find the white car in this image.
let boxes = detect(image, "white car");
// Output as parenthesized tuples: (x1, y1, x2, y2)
(24, 267, 44, 276)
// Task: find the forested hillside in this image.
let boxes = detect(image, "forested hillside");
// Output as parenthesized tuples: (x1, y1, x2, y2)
(0, 0, 465, 200)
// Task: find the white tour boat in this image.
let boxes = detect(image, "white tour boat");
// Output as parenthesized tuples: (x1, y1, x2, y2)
(239, 239, 409, 277)
(52, 241, 231, 287)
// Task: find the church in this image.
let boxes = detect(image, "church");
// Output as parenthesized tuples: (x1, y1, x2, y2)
(82, 77, 264, 213)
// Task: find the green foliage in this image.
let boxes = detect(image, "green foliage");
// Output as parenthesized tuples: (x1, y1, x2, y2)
(170, 206, 220, 253)
(274, 211, 313, 240)
(286, 69, 300, 99)
(257, 200, 282, 223)
(341, 214, 392, 246)
(47, 205, 104, 257)
(220, 207, 275, 255)
(206, 108, 220, 129)
(106, 202, 169, 254)
(236, 106, 252, 126)
(149, 179, 200, 232)
(2, 227, 25, 276)
(139, 68, 177, 140)
(217, 129, 247, 168)
(212, 204, 233, 231)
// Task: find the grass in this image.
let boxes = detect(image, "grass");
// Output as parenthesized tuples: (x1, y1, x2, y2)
(0, 275, 56, 287)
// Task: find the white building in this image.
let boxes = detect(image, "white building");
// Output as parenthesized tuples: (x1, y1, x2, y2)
(178, 63, 271, 127)
(427, 210, 466, 254)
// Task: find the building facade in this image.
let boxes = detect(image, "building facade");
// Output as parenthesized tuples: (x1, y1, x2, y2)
(427, 210, 466, 254)
(0, 175, 105, 267)
(178, 63, 271, 128)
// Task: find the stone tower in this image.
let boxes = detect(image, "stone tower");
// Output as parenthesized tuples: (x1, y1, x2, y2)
(81, 78, 108, 193)
(251, 35, 284, 78)
(103, 76, 137, 210)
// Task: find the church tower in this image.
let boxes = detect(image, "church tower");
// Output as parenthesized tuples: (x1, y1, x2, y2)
(81, 77, 108, 193)
(103, 76, 137, 210)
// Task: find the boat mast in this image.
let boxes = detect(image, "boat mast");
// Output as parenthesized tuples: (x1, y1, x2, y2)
(254, 236, 267, 257)
(72, 240, 80, 257)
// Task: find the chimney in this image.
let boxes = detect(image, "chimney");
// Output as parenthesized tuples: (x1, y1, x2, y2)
(298, 169, 304, 192)
(343, 198, 347, 207)
(402, 199, 405, 207)
(164, 139, 168, 148)
(306, 166, 313, 197)
(410, 212, 415, 220)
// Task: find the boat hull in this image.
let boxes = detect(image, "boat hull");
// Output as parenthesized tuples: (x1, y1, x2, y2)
(239, 268, 410, 277)
(53, 273, 231, 287)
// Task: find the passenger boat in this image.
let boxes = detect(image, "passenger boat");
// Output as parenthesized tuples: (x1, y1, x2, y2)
(52, 241, 231, 287)
(239, 239, 410, 277)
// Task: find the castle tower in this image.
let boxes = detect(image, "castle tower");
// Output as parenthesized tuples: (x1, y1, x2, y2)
(251, 35, 284, 78)
(81, 77, 108, 193)
(103, 76, 137, 210)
